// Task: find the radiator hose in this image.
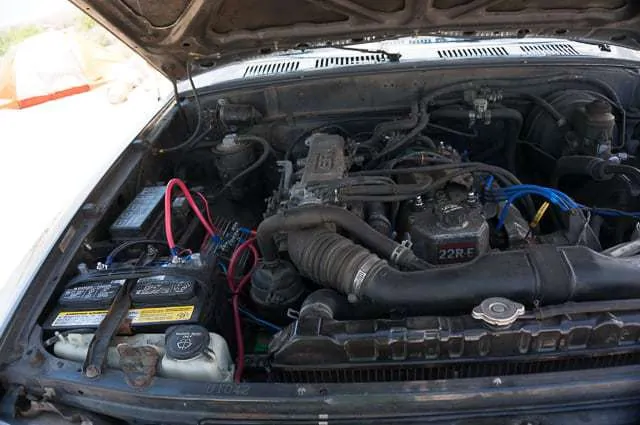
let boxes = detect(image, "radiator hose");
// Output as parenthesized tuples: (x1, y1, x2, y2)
(288, 228, 640, 312)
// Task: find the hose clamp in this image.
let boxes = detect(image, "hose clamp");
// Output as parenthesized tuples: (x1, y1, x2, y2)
(351, 256, 381, 295)
(390, 240, 412, 264)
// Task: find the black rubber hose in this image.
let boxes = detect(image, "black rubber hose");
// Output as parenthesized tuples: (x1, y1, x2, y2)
(288, 229, 640, 313)
(341, 183, 425, 196)
(502, 92, 567, 127)
(528, 298, 640, 320)
(552, 156, 640, 187)
(349, 162, 522, 185)
(422, 75, 622, 105)
(367, 101, 430, 166)
(106, 239, 169, 265)
(346, 162, 535, 217)
(157, 62, 203, 153)
(603, 163, 640, 185)
(342, 165, 517, 197)
(429, 107, 523, 172)
(299, 289, 347, 319)
(551, 155, 609, 186)
(366, 202, 392, 236)
(257, 205, 424, 269)
(360, 102, 420, 149)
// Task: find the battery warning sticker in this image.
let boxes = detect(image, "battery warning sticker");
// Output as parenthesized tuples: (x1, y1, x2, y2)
(50, 306, 195, 328)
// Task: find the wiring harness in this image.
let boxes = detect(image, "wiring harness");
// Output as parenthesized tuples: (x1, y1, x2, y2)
(486, 177, 640, 230)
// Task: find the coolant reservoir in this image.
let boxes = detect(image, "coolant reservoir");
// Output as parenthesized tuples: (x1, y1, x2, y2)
(53, 333, 166, 369)
(53, 325, 234, 382)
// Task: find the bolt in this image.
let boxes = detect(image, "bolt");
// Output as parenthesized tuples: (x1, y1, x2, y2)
(84, 365, 99, 378)
(29, 350, 45, 367)
(77, 263, 89, 274)
(81, 202, 99, 217)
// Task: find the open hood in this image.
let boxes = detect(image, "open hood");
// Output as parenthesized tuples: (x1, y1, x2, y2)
(70, 0, 640, 80)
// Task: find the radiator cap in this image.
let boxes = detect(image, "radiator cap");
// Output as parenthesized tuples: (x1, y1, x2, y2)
(472, 297, 525, 326)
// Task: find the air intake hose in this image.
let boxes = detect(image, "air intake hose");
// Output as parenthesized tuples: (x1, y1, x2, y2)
(257, 205, 426, 269)
(288, 228, 640, 312)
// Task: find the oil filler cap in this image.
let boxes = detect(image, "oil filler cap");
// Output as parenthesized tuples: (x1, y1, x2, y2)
(165, 325, 210, 360)
(472, 297, 525, 326)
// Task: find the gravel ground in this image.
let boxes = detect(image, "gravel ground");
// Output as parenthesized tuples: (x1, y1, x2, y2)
(0, 83, 170, 293)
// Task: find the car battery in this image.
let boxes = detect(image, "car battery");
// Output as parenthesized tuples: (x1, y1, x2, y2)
(43, 274, 221, 333)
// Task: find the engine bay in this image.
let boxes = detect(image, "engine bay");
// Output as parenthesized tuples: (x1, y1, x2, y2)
(30, 66, 640, 387)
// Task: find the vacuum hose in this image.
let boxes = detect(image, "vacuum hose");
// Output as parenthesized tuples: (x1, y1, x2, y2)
(288, 228, 640, 312)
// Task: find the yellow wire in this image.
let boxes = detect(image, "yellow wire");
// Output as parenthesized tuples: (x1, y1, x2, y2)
(530, 201, 550, 229)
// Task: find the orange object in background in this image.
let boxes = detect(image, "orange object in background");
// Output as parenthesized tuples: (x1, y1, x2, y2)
(0, 30, 124, 109)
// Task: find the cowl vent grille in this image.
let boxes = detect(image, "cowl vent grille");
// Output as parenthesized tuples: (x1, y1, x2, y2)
(244, 61, 300, 77)
(315, 55, 388, 68)
(437, 46, 509, 58)
(520, 43, 579, 55)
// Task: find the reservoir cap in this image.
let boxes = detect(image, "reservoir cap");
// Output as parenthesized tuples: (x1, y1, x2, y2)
(165, 325, 210, 360)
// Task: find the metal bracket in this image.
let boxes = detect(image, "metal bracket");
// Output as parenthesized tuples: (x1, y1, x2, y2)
(117, 344, 160, 389)
(83, 280, 133, 378)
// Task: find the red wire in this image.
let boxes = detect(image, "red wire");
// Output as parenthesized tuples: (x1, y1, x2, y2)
(164, 178, 217, 251)
(195, 191, 218, 251)
(227, 238, 259, 383)
(164, 179, 260, 381)
(195, 191, 215, 230)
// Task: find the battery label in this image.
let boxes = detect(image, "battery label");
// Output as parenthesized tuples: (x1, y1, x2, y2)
(59, 280, 125, 307)
(50, 305, 195, 328)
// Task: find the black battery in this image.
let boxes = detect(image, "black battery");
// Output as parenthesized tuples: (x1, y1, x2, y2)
(131, 276, 198, 305)
(58, 281, 122, 308)
(43, 275, 214, 333)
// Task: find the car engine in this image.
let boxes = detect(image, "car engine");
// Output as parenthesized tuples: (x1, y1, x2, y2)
(36, 73, 640, 386)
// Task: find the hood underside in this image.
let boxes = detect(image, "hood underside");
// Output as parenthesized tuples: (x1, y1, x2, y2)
(70, 0, 640, 80)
